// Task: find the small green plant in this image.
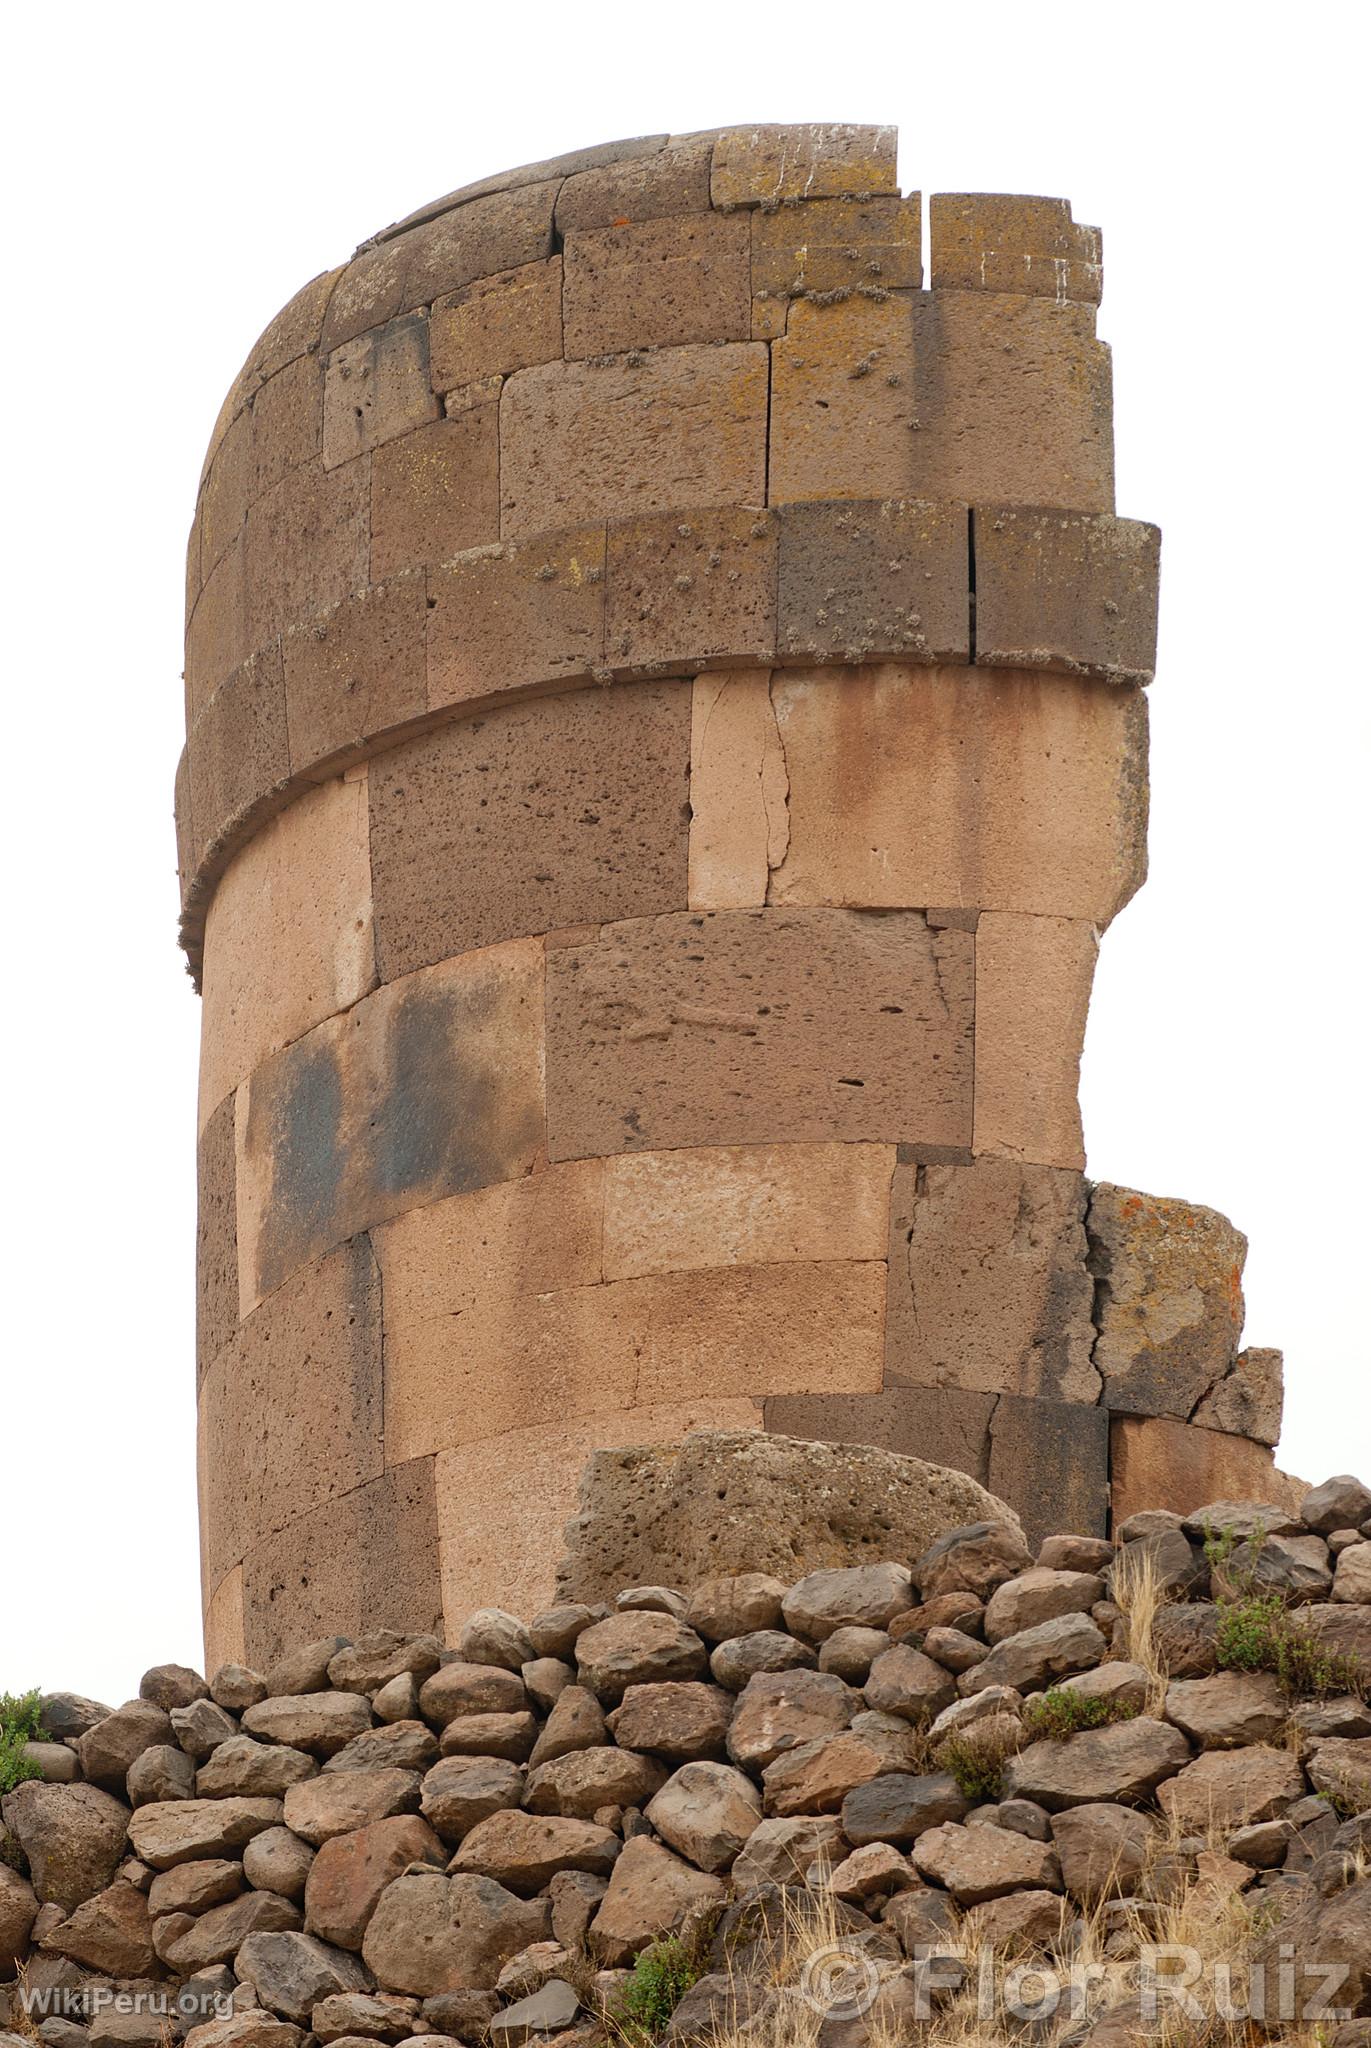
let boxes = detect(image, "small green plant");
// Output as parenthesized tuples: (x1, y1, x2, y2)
(1020, 1687, 1138, 1742)
(1214, 1595, 1368, 1702)
(936, 1716, 1024, 1803)
(609, 1933, 708, 2041)
(1215, 1592, 1287, 1672)
(0, 1692, 44, 1796)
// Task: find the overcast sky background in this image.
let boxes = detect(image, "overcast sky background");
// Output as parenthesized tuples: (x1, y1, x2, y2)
(4, 2, 1366, 1707)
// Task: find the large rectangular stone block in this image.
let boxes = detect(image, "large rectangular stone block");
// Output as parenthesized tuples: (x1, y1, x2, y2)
(369, 408, 500, 581)
(556, 140, 712, 233)
(710, 125, 898, 206)
(235, 937, 545, 1310)
(426, 526, 607, 711)
(545, 907, 974, 1159)
(199, 776, 376, 1125)
(323, 313, 440, 469)
(605, 506, 777, 671)
(368, 680, 692, 980)
(1109, 1416, 1288, 1531)
(751, 196, 921, 297)
(244, 456, 371, 651)
(973, 912, 1097, 1169)
(198, 1235, 384, 1594)
(687, 671, 788, 910)
(974, 509, 1160, 685)
(185, 540, 248, 718)
(188, 641, 289, 864)
(602, 1143, 894, 1279)
(204, 1567, 245, 1675)
(563, 212, 751, 357)
(769, 296, 918, 503)
(766, 664, 1147, 926)
(930, 194, 1102, 305)
(988, 1394, 1110, 1547)
(499, 345, 768, 536)
(762, 1385, 996, 1485)
(776, 500, 968, 665)
(435, 1401, 763, 1626)
(282, 573, 427, 769)
(909, 292, 1114, 512)
(884, 1157, 1098, 1403)
(197, 1094, 240, 1382)
(250, 353, 324, 501)
(238, 1457, 443, 1669)
(200, 408, 252, 577)
(1086, 1184, 1247, 1419)
(429, 258, 563, 392)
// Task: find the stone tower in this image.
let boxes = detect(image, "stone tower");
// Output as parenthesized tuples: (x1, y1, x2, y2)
(182, 125, 1285, 1670)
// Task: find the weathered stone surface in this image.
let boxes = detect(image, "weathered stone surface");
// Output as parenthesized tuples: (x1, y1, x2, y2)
(644, 1763, 761, 1873)
(266, 1638, 353, 1698)
(1157, 1746, 1305, 1833)
(1163, 1671, 1287, 1750)
(1086, 1186, 1246, 1418)
(773, 506, 965, 664)
(973, 510, 1157, 684)
(1249, 1875, 1371, 2022)
(77, 1701, 174, 1792)
(284, 1769, 421, 1846)
(1303, 1477, 1371, 1536)
(147, 1858, 244, 1917)
(327, 1636, 444, 1696)
(587, 1837, 725, 1967)
(1005, 1720, 1191, 1811)
(1333, 1544, 1371, 1603)
(1307, 1737, 1371, 1810)
(242, 1695, 374, 1759)
(1193, 1348, 1284, 1447)
(457, 1612, 536, 1674)
(915, 1524, 1033, 1604)
(128, 1796, 282, 1869)
(171, 1699, 240, 1762)
(824, 1842, 918, 1902)
(362, 1871, 549, 1994)
(198, 1738, 319, 1800)
(841, 1773, 969, 1848)
(421, 1758, 525, 1845)
(685, 1576, 787, 1643)
(0, 1864, 38, 1973)
(983, 1568, 1105, 1645)
(419, 1663, 528, 1729)
(574, 1615, 708, 1702)
(911, 1823, 1060, 1905)
(727, 1670, 856, 1770)
(729, 1816, 846, 1889)
(558, 1432, 1019, 1604)
(528, 1687, 606, 1768)
(37, 1880, 154, 1976)
(162, 1889, 302, 1973)
(305, 1815, 446, 1950)
(141, 1665, 210, 1712)
(522, 1748, 666, 1819)
(760, 1731, 899, 1817)
(971, 1612, 1107, 1694)
(183, 2020, 304, 2048)
(605, 1684, 732, 1761)
(236, 1930, 370, 2022)
(563, 212, 750, 358)
(819, 1627, 892, 1682)
(781, 1566, 913, 1645)
(244, 1827, 316, 1901)
(489, 1979, 582, 2047)
(127, 1744, 195, 1806)
(863, 1646, 957, 1721)
(451, 1812, 620, 1894)
(312, 1994, 414, 2045)
(323, 1721, 440, 1776)
(1, 1783, 130, 1910)
(437, 1713, 538, 1763)
(710, 1632, 816, 1693)
(1049, 1804, 1157, 1904)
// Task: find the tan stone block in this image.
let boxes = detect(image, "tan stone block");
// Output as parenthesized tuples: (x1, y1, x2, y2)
(250, 354, 324, 501)
(601, 1144, 894, 1280)
(930, 194, 1102, 305)
(1193, 1348, 1283, 1448)
(1109, 1418, 1284, 1531)
(197, 1093, 240, 1381)
(775, 500, 968, 664)
(687, 671, 788, 910)
(710, 125, 898, 206)
(499, 345, 768, 536)
(435, 1402, 763, 1625)
(188, 640, 289, 866)
(751, 196, 921, 296)
(236, 937, 545, 1311)
(368, 408, 500, 583)
(762, 1386, 995, 1486)
(282, 572, 427, 769)
(884, 1157, 1098, 1402)
(204, 1568, 246, 1676)
(1086, 1185, 1247, 1420)
(200, 408, 252, 576)
(186, 538, 249, 719)
(974, 510, 1160, 685)
(988, 1395, 1110, 1549)
(909, 292, 1114, 512)
(242, 265, 342, 390)
(199, 1236, 384, 1593)
(239, 1458, 443, 1670)
(556, 140, 712, 233)
(426, 526, 606, 711)
(767, 664, 1147, 926)
(545, 908, 974, 1159)
(321, 182, 559, 352)
(973, 913, 1097, 1169)
(199, 776, 376, 1125)
(323, 312, 440, 469)
(368, 680, 691, 981)
(389, 1257, 882, 1462)
(605, 506, 777, 672)
(385, 141, 668, 236)
(429, 259, 563, 392)
(185, 509, 202, 634)
(769, 296, 918, 504)
(374, 1161, 605, 1327)
(563, 212, 751, 357)
(244, 456, 370, 652)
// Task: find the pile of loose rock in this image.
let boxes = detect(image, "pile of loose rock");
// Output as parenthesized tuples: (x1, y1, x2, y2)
(4, 1476, 1371, 2048)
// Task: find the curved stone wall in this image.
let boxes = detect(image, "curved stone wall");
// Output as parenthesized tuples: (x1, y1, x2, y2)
(179, 125, 1253, 1673)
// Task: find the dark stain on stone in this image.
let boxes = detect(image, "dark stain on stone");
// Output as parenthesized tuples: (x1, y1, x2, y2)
(258, 1035, 345, 1296)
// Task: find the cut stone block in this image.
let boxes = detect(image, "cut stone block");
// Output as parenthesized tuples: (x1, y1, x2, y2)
(973, 913, 1097, 1169)
(775, 500, 968, 665)
(710, 125, 898, 207)
(562, 212, 751, 358)
(988, 1395, 1111, 1549)
(974, 509, 1159, 685)
(930, 194, 1102, 304)
(282, 574, 427, 768)
(368, 409, 500, 580)
(1087, 1185, 1247, 1419)
(687, 670, 788, 910)
(429, 259, 563, 392)
(426, 525, 606, 711)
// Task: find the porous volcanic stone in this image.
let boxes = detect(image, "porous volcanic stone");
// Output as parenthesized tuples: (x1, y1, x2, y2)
(450, 1812, 620, 1893)
(235, 1930, 370, 2022)
(726, 1670, 856, 1769)
(1049, 1804, 1157, 1903)
(304, 1814, 446, 1950)
(574, 1615, 708, 1702)
(914, 1524, 1033, 1603)
(842, 1773, 969, 1847)
(587, 1837, 725, 1966)
(605, 1684, 733, 1760)
(1, 1782, 131, 1909)
(362, 1871, 550, 1994)
(1004, 1720, 1191, 1810)
(644, 1763, 762, 1872)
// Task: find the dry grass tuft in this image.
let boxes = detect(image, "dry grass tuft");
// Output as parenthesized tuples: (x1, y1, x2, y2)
(1109, 1541, 1173, 1714)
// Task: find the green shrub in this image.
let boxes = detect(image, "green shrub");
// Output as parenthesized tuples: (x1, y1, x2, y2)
(0, 1692, 44, 1796)
(1215, 1593, 1367, 1701)
(610, 1934, 708, 2041)
(1019, 1687, 1138, 1742)
(936, 1715, 1026, 1803)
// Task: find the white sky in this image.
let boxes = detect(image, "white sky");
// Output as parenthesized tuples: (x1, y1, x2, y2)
(3, 1, 1367, 1709)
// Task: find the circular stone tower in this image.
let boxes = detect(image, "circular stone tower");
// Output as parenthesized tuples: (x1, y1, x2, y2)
(183, 125, 1170, 1670)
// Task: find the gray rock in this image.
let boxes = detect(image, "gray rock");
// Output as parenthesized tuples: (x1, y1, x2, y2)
(322, 1723, 440, 1776)
(1, 1781, 129, 1909)
(489, 1980, 580, 2046)
(266, 1639, 353, 1697)
(327, 1636, 443, 1696)
(140, 1665, 209, 1711)
(1164, 1671, 1287, 1750)
(841, 1773, 968, 1848)
(458, 1613, 536, 1674)
(17, 1744, 78, 1786)
(127, 1794, 282, 1868)
(983, 1569, 1104, 1644)
(362, 1872, 550, 1995)
(236, 1931, 370, 2022)
(710, 1632, 816, 1693)
(781, 1566, 913, 1645)
(1332, 1543, 1371, 1605)
(1181, 1501, 1304, 1542)
(210, 1665, 269, 1712)
(38, 1694, 112, 1742)
(126, 1744, 195, 1807)
(171, 1698, 241, 1761)
(1302, 1477, 1371, 1537)
(1157, 1746, 1306, 1833)
(920, 1628, 988, 1675)
(1050, 1803, 1157, 1902)
(817, 1628, 891, 1682)
(616, 1587, 689, 1618)
(914, 1523, 1033, 1604)
(162, 1890, 302, 1973)
(417, 1665, 528, 1730)
(312, 1994, 416, 2044)
(197, 1737, 319, 1799)
(729, 1816, 846, 1889)
(77, 1701, 174, 1792)
(863, 1645, 956, 1721)
(547, 1869, 608, 1949)
(147, 1857, 244, 1916)
(242, 1695, 374, 1759)
(971, 1612, 1107, 1695)
(574, 1614, 708, 1702)
(421, 1757, 525, 1845)
(283, 1769, 422, 1846)
(0, 1863, 38, 1974)
(527, 1608, 598, 1661)
(1005, 1719, 1191, 1811)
